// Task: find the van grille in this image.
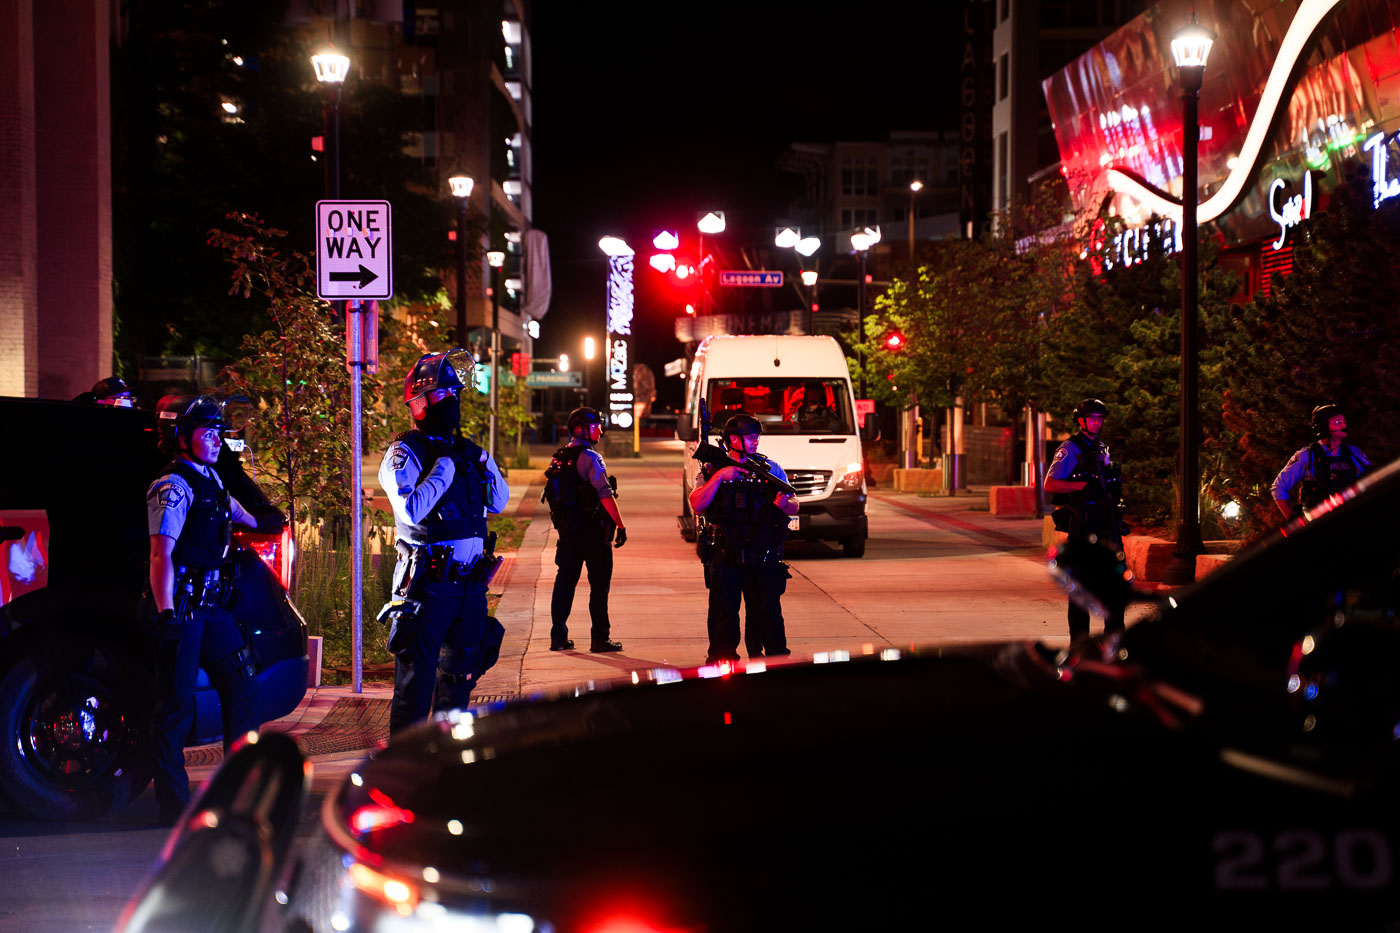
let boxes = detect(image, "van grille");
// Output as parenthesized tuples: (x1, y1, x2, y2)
(788, 470, 831, 496)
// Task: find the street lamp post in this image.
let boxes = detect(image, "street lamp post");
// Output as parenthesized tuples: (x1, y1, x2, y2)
(697, 211, 725, 315)
(850, 231, 875, 398)
(908, 180, 924, 265)
(1163, 17, 1216, 586)
(583, 336, 597, 409)
(486, 250, 505, 461)
(800, 269, 818, 336)
(448, 174, 474, 345)
(311, 51, 349, 200)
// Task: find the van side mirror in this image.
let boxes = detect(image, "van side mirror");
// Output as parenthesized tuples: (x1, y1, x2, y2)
(860, 413, 880, 443)
(675, 419, 696, 442)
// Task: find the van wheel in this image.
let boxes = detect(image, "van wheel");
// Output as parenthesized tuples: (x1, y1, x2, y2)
(841, 534, 867, 558)
(0, 635, 154, 820)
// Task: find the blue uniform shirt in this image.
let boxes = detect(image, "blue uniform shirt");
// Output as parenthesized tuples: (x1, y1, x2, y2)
(379, 437, 510, 562)
(1046, 434, 1111, 482)
(146, 461, 254, 542)
(567, 438, 615, 501)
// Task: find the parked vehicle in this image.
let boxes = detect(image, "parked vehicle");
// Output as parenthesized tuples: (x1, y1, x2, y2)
(675, 335, 879, 557)
(0, 396, 308, 820)
(169, 461, 1400, 930)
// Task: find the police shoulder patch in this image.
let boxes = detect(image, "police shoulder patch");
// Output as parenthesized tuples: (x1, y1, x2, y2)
(155, 480, 186, 510)
(1051, 445, 1069, 464)
(390, 444, 410, 472)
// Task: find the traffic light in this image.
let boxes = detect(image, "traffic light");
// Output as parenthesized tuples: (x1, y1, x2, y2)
(511, 352, 531, 378)
(884, 331, 905, 351)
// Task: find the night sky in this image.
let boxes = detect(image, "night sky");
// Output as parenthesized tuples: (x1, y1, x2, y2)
(530, 2, 962, 409)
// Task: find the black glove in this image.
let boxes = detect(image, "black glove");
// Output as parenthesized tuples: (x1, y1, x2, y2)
(156, 608, 177, 627)
(255, 510, 285, 535)
(613, 527, 628, 549)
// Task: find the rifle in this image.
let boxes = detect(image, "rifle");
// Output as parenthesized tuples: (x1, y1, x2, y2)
(691, 398, 799, 496)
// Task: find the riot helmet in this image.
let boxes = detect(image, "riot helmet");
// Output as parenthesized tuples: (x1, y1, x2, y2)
(405, 348, 473, 435)
(567, 407, 605, 442)
(1311, 403, 1345, 440)
(91, 376, 136, 407)
(156, 394, 229, 457)
(1072, 398, 1108, 436)
(722, 414, 763, 453)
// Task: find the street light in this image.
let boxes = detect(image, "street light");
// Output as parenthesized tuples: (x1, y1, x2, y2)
(850, 231, 875, 398)
(448, 173, 474, 345)
(583, 336, 597, 408)
(801, 269, 819, 335)
(486, 249, 505, 461)
(311, 50, 349, 199)
(696, 211, 725, 315)
(908, 180, 924, 264)
(1163, 15, 1216, 586)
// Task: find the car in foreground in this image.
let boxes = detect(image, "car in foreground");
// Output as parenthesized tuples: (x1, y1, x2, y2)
(126, 458, 1400, 930)
(0, 396, 308, 820)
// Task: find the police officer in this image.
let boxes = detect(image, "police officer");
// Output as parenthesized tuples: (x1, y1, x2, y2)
(379, 349, 510, 734)
(1271, 403, 1372, 520)
(75, 375, 137, 407)
(544, 407, 627, 652)
(688, 415, 799, 662)
(146, 395, 276, 823)
(1044, 398, 1125, 640)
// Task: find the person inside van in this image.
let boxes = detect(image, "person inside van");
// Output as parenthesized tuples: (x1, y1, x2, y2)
(796, 382, 841, 433)
(715, 386, 747, 420)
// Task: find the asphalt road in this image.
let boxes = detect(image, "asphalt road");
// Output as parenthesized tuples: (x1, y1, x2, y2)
(0, 438, 1081, 932)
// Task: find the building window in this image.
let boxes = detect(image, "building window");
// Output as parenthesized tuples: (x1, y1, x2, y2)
(997, 132, 1009, 208)
(998, 54, 1009, 101)
(841, 208, 878, 229)
(841, 156, 879, 196)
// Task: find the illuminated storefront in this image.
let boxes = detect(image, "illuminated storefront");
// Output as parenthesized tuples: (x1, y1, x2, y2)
(1044, 0, 1400, 293)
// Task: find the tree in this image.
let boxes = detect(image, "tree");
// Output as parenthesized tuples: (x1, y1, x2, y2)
(1216, 165, 1400, 540)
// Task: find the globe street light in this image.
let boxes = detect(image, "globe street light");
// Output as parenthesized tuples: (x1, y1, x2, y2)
(696, 211, 725, 315)
(584, 336, 597, 409)
(850, 230, 875, 398)
(908, 180, 924, 264)
(485, 249, 505, 459)
(448, 173, 474, 345)
(801, 269, 818, 335)
(1163, 16, 1216, 586)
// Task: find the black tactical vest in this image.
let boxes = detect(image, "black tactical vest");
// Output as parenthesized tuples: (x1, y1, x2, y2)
(1048, 433, 1110, 507)
(162, 460, 232, 571)
(1301, 444, 1362, 508)
(544, 444, 607, 536)
(393, 431, 490, 544)
(702, 455, 789, 562)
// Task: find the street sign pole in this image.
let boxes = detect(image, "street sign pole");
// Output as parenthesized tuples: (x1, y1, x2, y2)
(348, 300, 363, 694)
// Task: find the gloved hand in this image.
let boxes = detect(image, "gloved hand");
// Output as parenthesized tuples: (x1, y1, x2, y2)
(613, 527, 628, 549)
(156, 608, 177, 627)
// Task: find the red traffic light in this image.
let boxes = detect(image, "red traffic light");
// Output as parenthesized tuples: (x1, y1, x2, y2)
(884, 332, 905, 351)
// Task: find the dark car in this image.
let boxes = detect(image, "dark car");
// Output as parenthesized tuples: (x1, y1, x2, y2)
(0, 396, 309, 820)
(128, 460, 1400, 931)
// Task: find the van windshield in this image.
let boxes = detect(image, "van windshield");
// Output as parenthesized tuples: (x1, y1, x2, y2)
(705, 378, 854, 435)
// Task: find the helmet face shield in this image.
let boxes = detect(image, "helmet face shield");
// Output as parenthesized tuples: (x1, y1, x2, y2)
(442, 349, 475, 390)
(406, 348, 475, 419)
(217, 395, 253, 435)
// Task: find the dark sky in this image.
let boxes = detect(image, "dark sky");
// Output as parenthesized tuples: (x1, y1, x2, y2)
(530, 2, 962, 407)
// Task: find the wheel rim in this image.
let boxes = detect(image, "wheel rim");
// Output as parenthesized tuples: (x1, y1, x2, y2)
(21, 671, 132, 788)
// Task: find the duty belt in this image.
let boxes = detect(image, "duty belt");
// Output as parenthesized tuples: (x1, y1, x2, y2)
(175, 567, 224, 607)
(421, 547, 480, 583)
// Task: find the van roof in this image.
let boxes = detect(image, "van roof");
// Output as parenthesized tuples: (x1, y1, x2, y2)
(694, 335, 849, 377)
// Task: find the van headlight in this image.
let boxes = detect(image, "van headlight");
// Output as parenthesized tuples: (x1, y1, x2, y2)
(835, 462, 863, 491)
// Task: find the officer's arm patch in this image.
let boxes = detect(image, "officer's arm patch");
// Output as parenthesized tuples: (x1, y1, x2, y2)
(155, 480, 186, 510)
(390, 445, 410, 472)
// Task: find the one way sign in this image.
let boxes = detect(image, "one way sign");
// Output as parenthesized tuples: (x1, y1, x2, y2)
(316, 200, 393, 301)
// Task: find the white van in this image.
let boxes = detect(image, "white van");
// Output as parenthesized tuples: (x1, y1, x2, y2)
(675, 335, 878, 558)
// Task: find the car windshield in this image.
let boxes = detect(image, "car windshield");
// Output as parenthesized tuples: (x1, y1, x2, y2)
(705, 378, 853, 435)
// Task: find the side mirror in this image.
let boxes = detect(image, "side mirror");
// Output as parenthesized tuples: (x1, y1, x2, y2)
(675, 419, 696, 442)
(860, 412, 880, 444)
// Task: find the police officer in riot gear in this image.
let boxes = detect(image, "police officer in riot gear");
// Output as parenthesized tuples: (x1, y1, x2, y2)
(1044, 399, 1126, 640)
(544, 407, 627, 652)
(688, 414, 799, 662)
(75, 375, 137, 407)
(1272, 403, 1372, 520)
(379, 349, 510, 734)
(146, 395, 277, 823)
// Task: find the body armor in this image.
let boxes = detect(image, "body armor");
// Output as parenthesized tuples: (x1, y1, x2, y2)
(162, 460, 232, 571)
(702, 455, 790, 564)
(544, 444, 608, 537)
(392, 431, 490, 545)
(1300, 444, 1363, 508)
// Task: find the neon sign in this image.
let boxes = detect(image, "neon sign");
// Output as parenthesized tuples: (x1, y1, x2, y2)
(605, 253, 634, 429)
(1268, 173, 1313, 250)
(1363, 132, 1400, 208)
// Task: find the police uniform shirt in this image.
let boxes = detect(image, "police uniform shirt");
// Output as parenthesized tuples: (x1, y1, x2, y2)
(146, 460, 255, 542)
(1046, 434, 1111, 483)
(1271, 442, 1371, 503)
(379, 437, 510, 562)
(567, 437, 615, 502)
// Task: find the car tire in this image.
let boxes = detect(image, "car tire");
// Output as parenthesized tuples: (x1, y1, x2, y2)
(0, 634, 154, 820)
(841, 534, 867, 559)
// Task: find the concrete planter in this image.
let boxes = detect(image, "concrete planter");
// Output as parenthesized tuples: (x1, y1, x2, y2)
(1039, 520, 1241, 585)
(988, 485, 1039, 516)
(893, 467, 944, 493)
